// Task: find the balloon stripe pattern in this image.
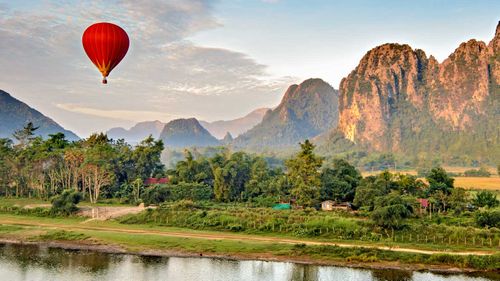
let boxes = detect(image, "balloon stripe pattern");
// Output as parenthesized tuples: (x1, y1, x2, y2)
(82, 22, 129, 84)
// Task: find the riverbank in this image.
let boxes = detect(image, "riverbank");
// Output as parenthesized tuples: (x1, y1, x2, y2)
(0, 238, 494, 275)
(0, 214, 498, 274)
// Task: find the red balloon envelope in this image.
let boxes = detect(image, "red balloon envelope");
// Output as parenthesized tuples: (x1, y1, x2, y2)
(82, 22, 129, 84)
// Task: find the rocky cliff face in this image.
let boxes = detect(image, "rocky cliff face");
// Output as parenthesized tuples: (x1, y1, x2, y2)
(337, 22, 500, 154)
(234, 78, 339, 149)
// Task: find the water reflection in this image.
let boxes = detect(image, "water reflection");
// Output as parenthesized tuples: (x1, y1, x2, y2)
(0, 244, 497, 281)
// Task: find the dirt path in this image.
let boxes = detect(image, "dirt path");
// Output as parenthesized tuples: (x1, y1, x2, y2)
(0, 217, 494, 256)
(78, 204, 153, 221)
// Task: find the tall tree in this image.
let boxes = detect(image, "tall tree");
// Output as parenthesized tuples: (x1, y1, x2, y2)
(286, 140, 322, 207)
(0, 139, 13, 196)
(426, 167, 454, 195)
(81, 134, 115, 203)
(12, 122, 38, 148)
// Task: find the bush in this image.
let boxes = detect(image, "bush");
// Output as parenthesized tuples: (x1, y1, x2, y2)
(474, 191, 499, 208)
(142, 183, 213, 205)
(475, 209, 500, 228)
(463, 167, 491, 177)
(51, 189, 82, 215)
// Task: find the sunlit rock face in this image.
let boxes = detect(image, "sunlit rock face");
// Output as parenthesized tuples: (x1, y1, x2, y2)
(337, 22, 500, 153)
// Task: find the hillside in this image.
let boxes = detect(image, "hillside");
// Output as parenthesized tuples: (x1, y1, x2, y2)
(0, 90, 79, 141)
(159, 118, 220, 148)
(234, 78, 339, 149)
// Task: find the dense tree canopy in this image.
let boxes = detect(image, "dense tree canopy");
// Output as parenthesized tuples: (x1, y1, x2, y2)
(0, 126, 496, 231)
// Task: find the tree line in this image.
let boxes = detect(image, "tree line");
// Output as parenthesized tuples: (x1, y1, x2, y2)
(0, 124, 498, 229)
(0, 123, 164, 203)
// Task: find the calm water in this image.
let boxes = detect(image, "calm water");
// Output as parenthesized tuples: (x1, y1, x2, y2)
(0, 244, 498, 281)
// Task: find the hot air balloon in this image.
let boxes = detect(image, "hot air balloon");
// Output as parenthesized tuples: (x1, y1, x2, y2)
(82, 22, 129, 84)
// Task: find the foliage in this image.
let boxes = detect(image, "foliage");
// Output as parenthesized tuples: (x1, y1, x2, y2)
(142, 183, 213, 205)
(371, 193, 416, 229)
(475, 209, 500, 228)
(286, 140, 323, 207)
(426, 167, 454, 195)
(320, 159, 361, 202)
(51, 189, 83, 215)
(474, 191, 499, 208)
(447, 188, 470, 214)
(0, 132, 164, 202)
(463, 167, 491, 177)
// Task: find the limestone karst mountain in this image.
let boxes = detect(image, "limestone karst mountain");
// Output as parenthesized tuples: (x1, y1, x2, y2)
(234, 78, 339, 149)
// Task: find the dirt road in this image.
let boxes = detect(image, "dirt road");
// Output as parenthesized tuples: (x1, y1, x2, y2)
(0, 217, 494, 256)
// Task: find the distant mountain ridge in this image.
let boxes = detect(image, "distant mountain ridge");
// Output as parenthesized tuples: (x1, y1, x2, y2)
(200, 108, 269, 139)
(234, 78, 339, 149)
(159, 118, 220, 148)
(106, 108, 268, 143)
(0, 90, 79, 141)
(107, 120, 165, 143)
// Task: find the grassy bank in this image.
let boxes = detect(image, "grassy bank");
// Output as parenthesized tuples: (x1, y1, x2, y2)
(118, 202, 500, 251)
(0, 213, 498, 272)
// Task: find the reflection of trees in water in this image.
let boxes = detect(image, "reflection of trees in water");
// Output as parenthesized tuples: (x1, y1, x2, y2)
(51, 248, 119, 273)
(372, 269, 412, 281)
(135, 254, 169, 265)
(290, 264, 319, 281)
(0, 244, 119, 273)
(0, 243, 45, 268)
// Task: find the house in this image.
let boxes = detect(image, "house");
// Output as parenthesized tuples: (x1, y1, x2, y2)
(321, 200, 334, 211)
(321, 200, 351, 211)
(144, 177, 169, 186)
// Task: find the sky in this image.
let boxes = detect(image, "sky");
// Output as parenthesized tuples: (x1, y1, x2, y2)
(0, 0, 499, 137)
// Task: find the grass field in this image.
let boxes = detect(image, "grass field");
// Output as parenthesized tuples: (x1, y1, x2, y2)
(454, 177, 500, 190)
(362, 166, 500, 191)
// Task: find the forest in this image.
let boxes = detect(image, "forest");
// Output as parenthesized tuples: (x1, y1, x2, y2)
(0, 123, 499, 232)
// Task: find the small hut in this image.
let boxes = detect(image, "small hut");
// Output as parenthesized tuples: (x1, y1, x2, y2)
(321, 201, 351, 211)
(321, 200, 335, 211)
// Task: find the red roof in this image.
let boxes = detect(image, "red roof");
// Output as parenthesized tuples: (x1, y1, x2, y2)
(144, 178, 169, 185)
(417, 198, 429, 208)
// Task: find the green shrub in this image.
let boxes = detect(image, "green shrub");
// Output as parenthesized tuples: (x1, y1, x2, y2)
(463, 167, 491, 177)
(142, 183, 213, 205)
(475, 209, 500, 228)
(50, 190, 82, 215)
(474, 191, 499, 208)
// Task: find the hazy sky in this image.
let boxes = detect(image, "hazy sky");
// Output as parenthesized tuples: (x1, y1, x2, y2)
(0, 0, 498, 137)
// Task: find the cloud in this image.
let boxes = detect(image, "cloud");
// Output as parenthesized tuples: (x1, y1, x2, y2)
(56, 103, 179, 122)
(0, 1, 294, 137)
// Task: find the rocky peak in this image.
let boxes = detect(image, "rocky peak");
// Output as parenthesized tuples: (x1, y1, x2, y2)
(276, 78, 338, 128)
(338, 43, 431, 149)
(336, 22, 499, 153)
(431, 39, 490, 128)
(488, 21, 500, 86)
(234, 78, 339, 148)
(222, 132, 233, 144)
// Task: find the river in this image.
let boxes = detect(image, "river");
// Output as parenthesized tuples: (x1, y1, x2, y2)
(0, 244, 497, 281)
